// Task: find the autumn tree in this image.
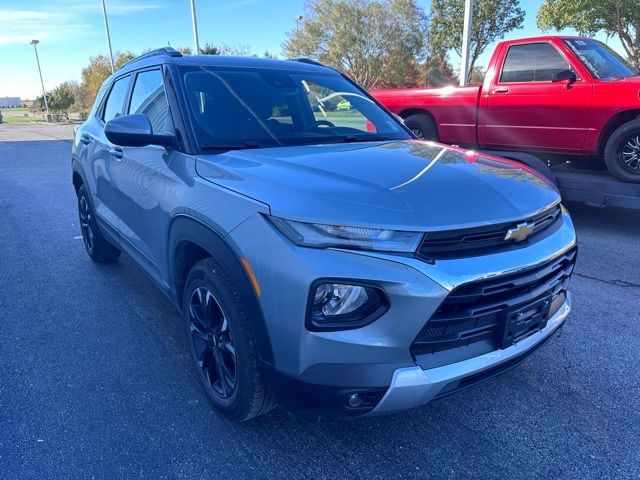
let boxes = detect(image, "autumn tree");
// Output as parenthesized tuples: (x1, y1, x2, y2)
(424, 52, 459, 86)
(282, 0, 428, 90)
(80, 52, 136, 106)
(429, 0, 525, 81)
(537, 0, 640, 69)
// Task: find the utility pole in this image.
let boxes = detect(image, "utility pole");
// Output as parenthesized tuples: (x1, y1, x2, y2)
(101, 0, 115, 73)
(296, 16, 303, 57)
(459, 0, 474, 86)
(29, 40, 50, 122)
(190, 0, 201, 54)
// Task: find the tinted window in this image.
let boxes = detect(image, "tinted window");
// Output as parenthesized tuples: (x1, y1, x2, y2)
(180, 66, 409, 149)
(500, 43, 570, 82)
(128, 70, 170, 133)
(102, 76, 130, 122)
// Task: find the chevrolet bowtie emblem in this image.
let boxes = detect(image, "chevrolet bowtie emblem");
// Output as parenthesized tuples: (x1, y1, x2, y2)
(504, 222, 536, 242)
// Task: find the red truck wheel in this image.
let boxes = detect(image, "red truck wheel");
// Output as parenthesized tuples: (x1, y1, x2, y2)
(404, 114, 438, 141)
(604, 118, 640, 183)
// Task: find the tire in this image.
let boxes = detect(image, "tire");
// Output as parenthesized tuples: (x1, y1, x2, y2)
(604, 118, 640, 183)
(76, 184, 121, 263)
(403, 113, 439, 141)
(183, 257, 275, 421)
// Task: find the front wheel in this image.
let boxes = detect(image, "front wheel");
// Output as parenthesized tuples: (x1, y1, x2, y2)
(183, 257, 275, 421)
(604, 119, 640, 182)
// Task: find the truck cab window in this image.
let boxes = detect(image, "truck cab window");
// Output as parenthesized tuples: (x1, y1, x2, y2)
(500, 43, 571, 83)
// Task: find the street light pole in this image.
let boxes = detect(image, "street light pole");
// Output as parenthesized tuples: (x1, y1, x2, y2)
(29, 40, 50, 121)
(459, 0, 474, 86)
(101, 0, 115, 73)
(296, 15, 303, 32)
(190, 0, 201, 54)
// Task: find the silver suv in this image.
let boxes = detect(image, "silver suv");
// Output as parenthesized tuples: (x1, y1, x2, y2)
(72, 48, 576, 420)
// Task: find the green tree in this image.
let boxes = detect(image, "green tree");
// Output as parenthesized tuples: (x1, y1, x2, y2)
(115, 51, 135, 69)
(199, 43, 255, 56)
(537, 0, 640, 69)
(37, 83, 75, 120)
(429, 0, 525, 80)
(177, 46, 193, 55)
(282, 0, 428, 90)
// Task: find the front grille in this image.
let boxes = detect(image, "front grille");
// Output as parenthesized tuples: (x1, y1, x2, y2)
(411, 247, 576, 359)
(418, 204, 562, 260)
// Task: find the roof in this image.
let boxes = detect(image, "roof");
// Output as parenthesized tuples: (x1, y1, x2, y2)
(117, 49, 335, 76)
(497, 35, 587, 45)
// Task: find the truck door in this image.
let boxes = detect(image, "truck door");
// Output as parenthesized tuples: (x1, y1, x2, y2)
(482, 41, 592, 152)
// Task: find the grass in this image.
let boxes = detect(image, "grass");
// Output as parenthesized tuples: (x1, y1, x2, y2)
(2, 116, 45, 124)
(1, 107, 46, 124)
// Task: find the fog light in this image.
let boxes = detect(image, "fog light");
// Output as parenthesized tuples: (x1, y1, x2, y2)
(308, 282, 388, 331)
(347, 393, 364, 408)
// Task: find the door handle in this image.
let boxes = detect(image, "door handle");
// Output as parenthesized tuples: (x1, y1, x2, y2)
(109, 147, 124, 160)
(79, 134, 91, 145)
(493, 87, 509, 93)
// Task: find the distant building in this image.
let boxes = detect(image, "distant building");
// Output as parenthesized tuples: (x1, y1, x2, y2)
(0, 97, 22, 108)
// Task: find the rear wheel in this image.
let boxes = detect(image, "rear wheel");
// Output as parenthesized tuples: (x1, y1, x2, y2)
(604, 119, 640, 182)
(403, 113, 438, 141)
(76, 185, 120, 263)
(183, 257, 275, 421)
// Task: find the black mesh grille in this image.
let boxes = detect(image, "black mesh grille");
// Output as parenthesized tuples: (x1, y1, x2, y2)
(411, 247, 576, 358)
(418, 204, 562, 260)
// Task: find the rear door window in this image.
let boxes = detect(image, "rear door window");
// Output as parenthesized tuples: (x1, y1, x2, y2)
(500, 43, 571, 83)
(102, 76, 130, 122)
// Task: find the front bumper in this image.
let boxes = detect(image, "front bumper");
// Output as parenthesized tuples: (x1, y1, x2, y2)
(368, 292, 571, 415)
(228, 210, 576, 415)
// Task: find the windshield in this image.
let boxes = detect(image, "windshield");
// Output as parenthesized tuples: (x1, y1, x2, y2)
(179, 65, 410, 150)
(564, 38, 637, 79)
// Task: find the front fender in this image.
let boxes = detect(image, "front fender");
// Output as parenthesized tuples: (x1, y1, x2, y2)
(167, 215, 275, 366)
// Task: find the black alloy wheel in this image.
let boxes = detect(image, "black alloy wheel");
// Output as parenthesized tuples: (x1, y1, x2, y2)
(188, 286, 237, 398)
(78, 193, 94, 254)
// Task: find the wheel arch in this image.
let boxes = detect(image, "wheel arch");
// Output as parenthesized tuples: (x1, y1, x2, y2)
(71, 160, 88, 192)
(168, 215, 275, 366)
(598, 109, 640, 157)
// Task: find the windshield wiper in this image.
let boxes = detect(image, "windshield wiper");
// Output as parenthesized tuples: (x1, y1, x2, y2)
(200, 142, 263, 151)
(340, 135, 398, 143)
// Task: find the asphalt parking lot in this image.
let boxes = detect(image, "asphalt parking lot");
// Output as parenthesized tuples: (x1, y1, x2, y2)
(1, 123, 639, 480)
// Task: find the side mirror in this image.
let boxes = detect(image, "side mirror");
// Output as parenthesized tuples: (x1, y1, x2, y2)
(104, 113, 176, 148)
(551, 69, 576, 83)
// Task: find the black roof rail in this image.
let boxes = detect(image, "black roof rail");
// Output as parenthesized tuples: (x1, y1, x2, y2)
(289, 58, 326, 67)
(123, 47, 182, 68)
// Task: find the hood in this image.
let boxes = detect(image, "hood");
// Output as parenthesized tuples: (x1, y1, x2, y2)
(196, 140, 560, 231)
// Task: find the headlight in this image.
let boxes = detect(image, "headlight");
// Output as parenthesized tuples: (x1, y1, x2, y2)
(268, 216, 422, 253)
(308, 282, 389, 331)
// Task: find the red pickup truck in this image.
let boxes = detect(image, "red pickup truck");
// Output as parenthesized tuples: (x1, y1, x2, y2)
(372, 36, 640, 182)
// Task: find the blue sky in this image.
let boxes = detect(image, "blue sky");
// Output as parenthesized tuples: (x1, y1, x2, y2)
(0, 0, 621, 99)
